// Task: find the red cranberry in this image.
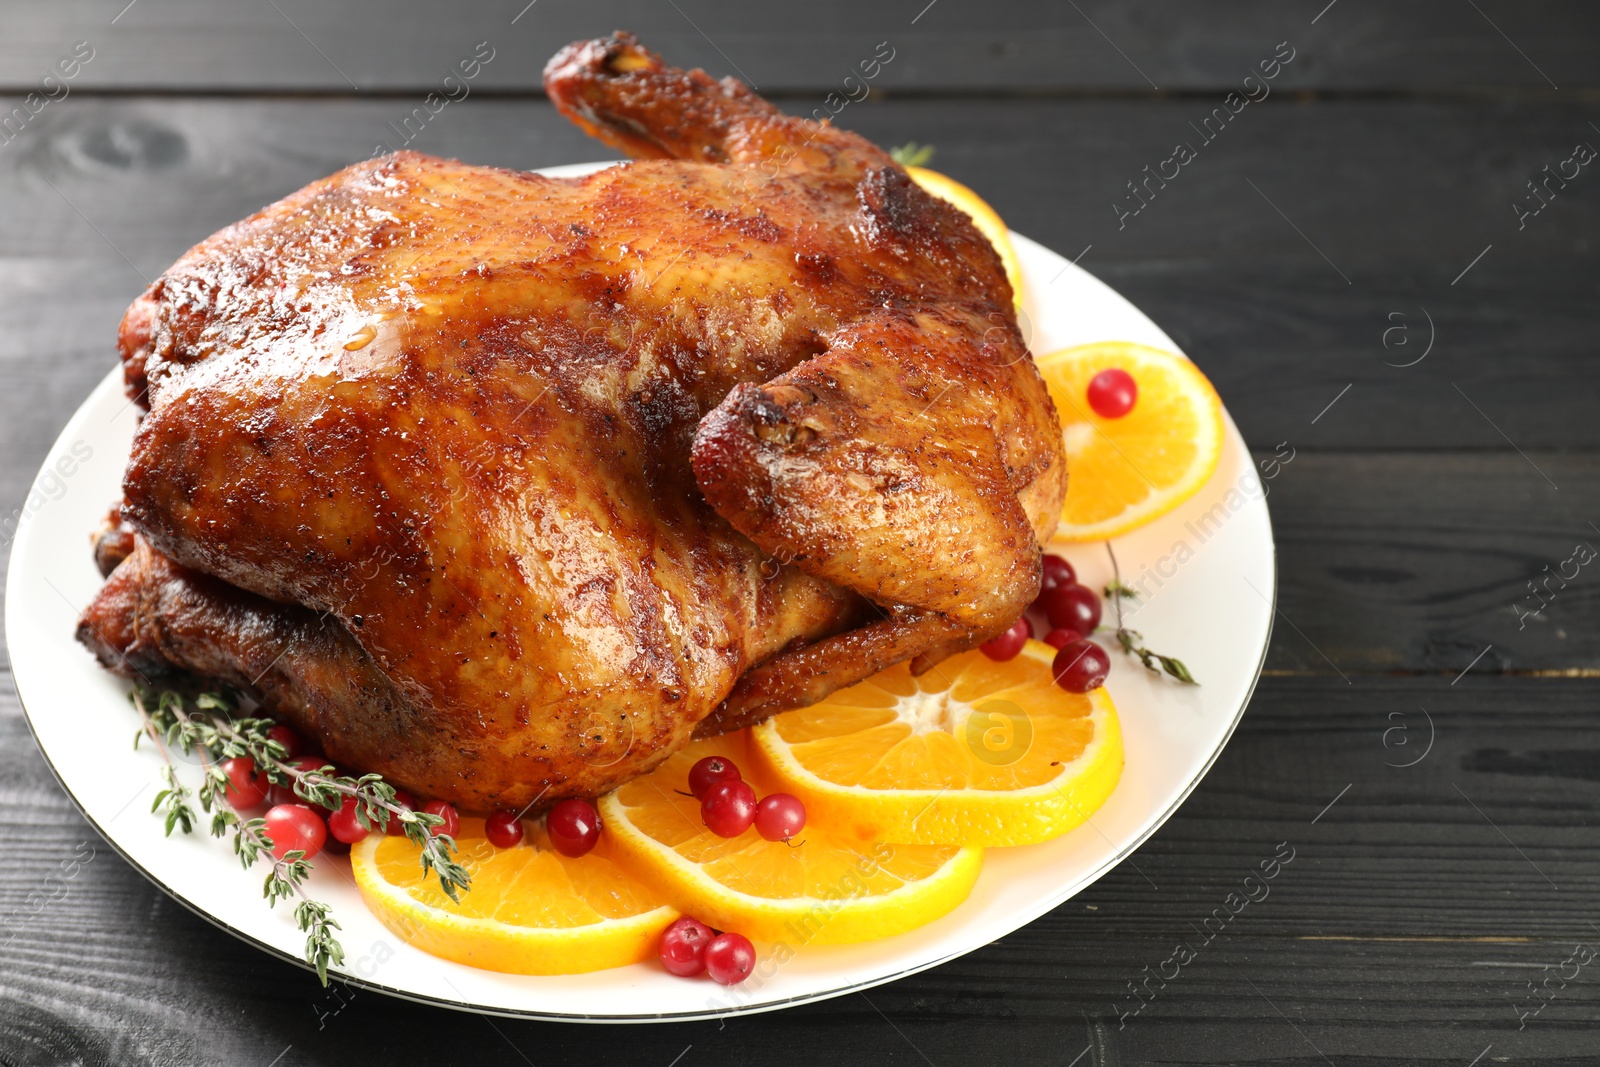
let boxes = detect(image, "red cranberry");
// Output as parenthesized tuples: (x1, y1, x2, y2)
(659, 916, 715, 977)
(421, 799, 460, 838)
(687, 756, 742, 800)
(1087, 367, 1138, 418)
(1045, 583, 1102, 636)
(326, 796, 370, 845)
(1052, 640, 1111, 693)
(1042, 628, 1082, 650)
(265, 724, 306, 759)
(264, 803, 326, 860)
(485, 809, 524, 848)
(979, 618, 1030, 662)
(1040, 554, 1076, 592)
(221, 756, 268, 809)
(547, 798, 601, 857)
(754, 793, 807, 843)
(701, 780, 758, 838)
(704, 932, 756, 985)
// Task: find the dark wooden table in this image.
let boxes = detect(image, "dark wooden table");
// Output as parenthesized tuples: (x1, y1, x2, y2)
(3, 2, 1597, 1063)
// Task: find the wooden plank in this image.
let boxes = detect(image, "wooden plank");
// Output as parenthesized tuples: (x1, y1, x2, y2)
(0, 8, 1590, 1057)
(3, 670, 1596, 1062)
(1264, 451, 1599, 677)
(0, 0, 1597, 94)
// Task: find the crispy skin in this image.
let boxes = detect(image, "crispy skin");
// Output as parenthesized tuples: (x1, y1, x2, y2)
(78, 538, 420, 767)
(78, 32, 1065, 811)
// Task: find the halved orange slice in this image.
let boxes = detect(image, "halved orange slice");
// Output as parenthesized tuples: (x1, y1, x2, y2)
(907, 165, 1025, 310)
(352, 818, 677, 975)
(1036, 341, 1225, 541)
(598, 732, 982, 945)
(750, 642, 1122, 847)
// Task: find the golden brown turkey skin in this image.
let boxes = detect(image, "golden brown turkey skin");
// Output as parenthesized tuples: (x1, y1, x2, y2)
(78, 538, 424, 772)
(78, 33, 1065, 811)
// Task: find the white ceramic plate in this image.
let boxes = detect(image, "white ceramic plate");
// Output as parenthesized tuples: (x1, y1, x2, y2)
(6, 161, 1274, 1022)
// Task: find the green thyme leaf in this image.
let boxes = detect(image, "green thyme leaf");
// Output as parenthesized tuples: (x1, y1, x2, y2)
(889, 142, 936, 167)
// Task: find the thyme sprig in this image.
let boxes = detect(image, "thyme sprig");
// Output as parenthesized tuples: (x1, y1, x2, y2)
(130, 687, 471, 984)
(1103, 544, 1198, 686)
(139, 699, 197, 837)
(146, 691, 469, 899)
(889, 141, 936, 167)
(133, 690, 345, 982)
(1103, 578, 1140, 601)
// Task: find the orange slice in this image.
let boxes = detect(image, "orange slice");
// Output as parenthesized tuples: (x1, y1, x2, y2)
(750, 641, 1122, 847)
(907, 165, 1025, 309)
(1036, 341, 1225, 541)
(598, 732, 982, 945)
(352, 818, 678, 975)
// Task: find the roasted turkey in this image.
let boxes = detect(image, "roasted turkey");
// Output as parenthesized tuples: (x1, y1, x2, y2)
(77, 33, 1066, 812)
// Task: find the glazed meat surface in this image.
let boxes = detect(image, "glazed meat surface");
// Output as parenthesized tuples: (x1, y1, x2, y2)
(78, 33, 1066, 811)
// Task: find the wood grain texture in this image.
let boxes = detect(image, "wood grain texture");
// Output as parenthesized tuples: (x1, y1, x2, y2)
(1265, 451, 1597, 676)
(4, 670, 1597, 1064)
(2, 0, 1597, 93)
(1, 5, 1596, 1061)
